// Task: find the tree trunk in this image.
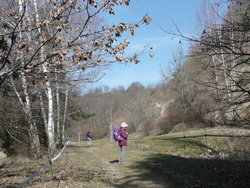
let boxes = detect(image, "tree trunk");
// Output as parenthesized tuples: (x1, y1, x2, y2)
(33, 0, 56, 156)
(12, 77, 42, 158)
(46, 83, 56, 154)
(62, 82, 69, 143)
(12, 0, 42, 158)
(55, 73, 60, 144)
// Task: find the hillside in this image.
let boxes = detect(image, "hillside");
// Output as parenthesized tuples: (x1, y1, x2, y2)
(1, 127, 250, 187)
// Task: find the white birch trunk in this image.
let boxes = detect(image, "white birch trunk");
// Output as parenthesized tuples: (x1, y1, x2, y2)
(211, 4, 233, 122)
(11, 77, 41, 158)
(55, 73, 60, 144)
(14, 0, 41, 158)
(33, 0, 55, 154)
(205, 0, 221, 97)
(37, 85, 48, 130)
(78, 126, 81, 142)
(46, 84, 55, 153)
(219, 32, 233, 120)
(230, 14, 237, 121)
(62, 82, 69, 143)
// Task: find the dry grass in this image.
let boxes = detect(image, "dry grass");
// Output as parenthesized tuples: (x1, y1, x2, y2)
(0, 151, 6, 159)
(1, 126, 250, 187)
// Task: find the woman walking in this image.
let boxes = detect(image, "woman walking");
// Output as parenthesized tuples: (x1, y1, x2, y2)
(119, 122, 128, 164)
(86, 131, 93, 146)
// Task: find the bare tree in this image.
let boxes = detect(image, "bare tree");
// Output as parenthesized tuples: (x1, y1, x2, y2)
(165, 0, 250, 126)
(0, 0, 152, 156)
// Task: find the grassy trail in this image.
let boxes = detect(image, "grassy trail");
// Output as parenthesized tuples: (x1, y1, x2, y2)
(0, 138, 177, 188)
(59, 139, 177, 188)
(1, 128, 250, 187)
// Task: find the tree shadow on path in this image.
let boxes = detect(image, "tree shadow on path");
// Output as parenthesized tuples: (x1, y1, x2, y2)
(117, 153, 250, 188)
(109, 160, 119, 164)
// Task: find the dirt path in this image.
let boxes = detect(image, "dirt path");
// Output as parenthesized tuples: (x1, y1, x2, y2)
(0, 139, 178, 188)
(84, 145, 126, 187)
(2, 129, 250, 187)
(65, 140, 177, 188)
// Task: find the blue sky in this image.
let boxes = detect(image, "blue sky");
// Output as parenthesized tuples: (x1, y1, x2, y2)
(95, 0, 204, 89)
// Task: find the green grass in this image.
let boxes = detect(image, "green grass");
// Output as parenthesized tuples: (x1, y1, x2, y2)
(125, 127, 250, 187)
(130, 127, 250, 159)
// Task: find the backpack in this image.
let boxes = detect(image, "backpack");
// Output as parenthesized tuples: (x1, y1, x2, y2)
(113, 126, 125, 142)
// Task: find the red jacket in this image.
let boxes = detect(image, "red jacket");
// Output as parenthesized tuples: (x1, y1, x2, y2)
(86, 132, 93, 138)
(119, 128, 128, 146)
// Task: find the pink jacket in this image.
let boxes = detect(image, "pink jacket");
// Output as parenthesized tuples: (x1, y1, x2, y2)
(119, 128, 128, 146)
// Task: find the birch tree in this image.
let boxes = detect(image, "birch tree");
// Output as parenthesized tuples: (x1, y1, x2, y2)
(7, 0, 42, 158)
(163, 45, 190, 121)
(0, 0, 152, 156)
(165, 0, 250, 126)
